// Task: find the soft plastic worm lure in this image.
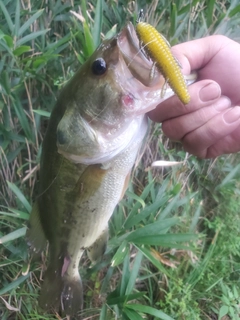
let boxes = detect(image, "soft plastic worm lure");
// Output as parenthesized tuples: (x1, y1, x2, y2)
(136, 10, 190, 104)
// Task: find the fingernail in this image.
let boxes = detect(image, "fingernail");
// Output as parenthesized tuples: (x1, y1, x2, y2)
(214, 96, 231, 111)
(223, 106, 240, 124)
(199, 83, 221, 102)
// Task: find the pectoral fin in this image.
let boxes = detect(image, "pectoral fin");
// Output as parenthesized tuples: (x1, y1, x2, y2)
(26, 202, 47, 254)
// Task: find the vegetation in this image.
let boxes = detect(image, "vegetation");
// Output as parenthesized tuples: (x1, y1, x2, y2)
(1, 0, 240, 319)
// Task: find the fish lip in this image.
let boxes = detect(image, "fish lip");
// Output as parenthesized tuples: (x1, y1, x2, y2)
(117, 22, 159, 87)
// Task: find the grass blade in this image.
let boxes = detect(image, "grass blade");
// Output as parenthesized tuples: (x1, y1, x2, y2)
(7, 181, 31, 213)
(0, 209, 29, 220)
(207, 0, 216, 27)
(0, 274, 30, 295)
(16, 29, 50, 46)
(33, 109, 51, 117)
(92, 0, 103, 48)
(126, 219, 179, 241)
(123, 308, 143, 320)
(12, 99, 32, 141)
(18, 9, 45, 37)
(0, 227, 27, 244)
(126, 304, 174, 320)
(111, 241, 129, 267)
(217, 163, 240, 189)
(170, 3, 177, 38)
(0, 1, 14, 33)
(14, 0, 20, 37)
(125, 251, 143, 295)
(120, 254, 130, 296)
(130, 233, 197, 247)
(136, 245, 170, 276)
(99, 304, 107, 320)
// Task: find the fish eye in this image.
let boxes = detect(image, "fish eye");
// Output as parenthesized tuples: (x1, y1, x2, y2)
(91, 58, 107, 75)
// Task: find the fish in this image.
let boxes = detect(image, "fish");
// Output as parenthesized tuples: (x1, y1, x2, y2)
(136, 10, 191, 104)
(26, 22, 194, 316)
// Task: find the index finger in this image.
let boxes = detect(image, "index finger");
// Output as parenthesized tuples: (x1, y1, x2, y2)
(148, 80, 221, 122)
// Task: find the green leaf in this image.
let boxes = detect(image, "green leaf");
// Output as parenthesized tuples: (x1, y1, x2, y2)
(33, 109, 51, 117)
(0, 39, 13, 55)
(18, 9, 45, 37)
(1, 70, 11, 94)
(3, 35, 13, 49)
(120, 254, 130, 296)
(217, 163, 240, 189)
(129, 233, 197, 247)
(111, 241, 129, 267)
(12, 99, 32, 140)
(0, 1, 14, 33)
(92, 0, 103, 48)
(124, 181, 155, 227)
(170, 3, 177, 38)
(80, 0, 88, 23)
(126, 191, 146, 208)
(104, 24, 117, 40)
(0, 274, 30, 295)
(125, 198, 175, 229)
(99, 304, 107, 320)
(126, 304, 174, 320)
(16, 29, 50, 46)
(13, 45, 31, 56)
(82, 21, 95, 56)
(157, 194, 180, 220)
(7, 181, 32, 213)
(107, 292, 145, 306)
(6, 145, 24, 164)
(229, 4, 240, 18)
(14, 0, 20, 37)
(218, 305, 229, 319)
(123, 308, 143, 320)
(0, 227, 27, 244)
(126, 219, 179, 241)
(136, 245, 170, 276)
(207, 0, 216, 27)
(0, 208, 29, 220)
(233, 285, 239, 299)
(189, 201, 202, 232)
(8, 208, 29, 220)
(125, 251, 143, 295)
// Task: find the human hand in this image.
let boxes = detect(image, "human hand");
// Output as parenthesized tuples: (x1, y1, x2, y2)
(148, 35, 240, 158)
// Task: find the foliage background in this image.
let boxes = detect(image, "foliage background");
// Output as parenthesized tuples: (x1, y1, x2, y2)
(1, 0, 240, 319)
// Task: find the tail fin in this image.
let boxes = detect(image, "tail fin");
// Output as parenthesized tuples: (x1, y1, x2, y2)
(61, 274, 83, 314)
(39, 265, 83, 315)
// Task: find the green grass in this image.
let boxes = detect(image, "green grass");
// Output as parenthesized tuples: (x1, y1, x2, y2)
(1, 0, 240, 319)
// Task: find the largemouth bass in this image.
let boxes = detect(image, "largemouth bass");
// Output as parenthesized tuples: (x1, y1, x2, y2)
(26, 22, 193, 316)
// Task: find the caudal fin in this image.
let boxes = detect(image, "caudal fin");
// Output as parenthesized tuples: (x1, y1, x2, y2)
(39, 265, 83, 316)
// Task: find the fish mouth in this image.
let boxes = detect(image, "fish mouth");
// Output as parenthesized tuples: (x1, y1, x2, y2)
(117, 22, 163, 88)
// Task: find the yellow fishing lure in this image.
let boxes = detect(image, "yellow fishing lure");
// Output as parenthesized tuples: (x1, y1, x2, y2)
(136, 11, 190, 104)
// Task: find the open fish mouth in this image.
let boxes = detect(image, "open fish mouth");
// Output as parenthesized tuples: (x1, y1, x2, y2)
(117, 22, 164, 88)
